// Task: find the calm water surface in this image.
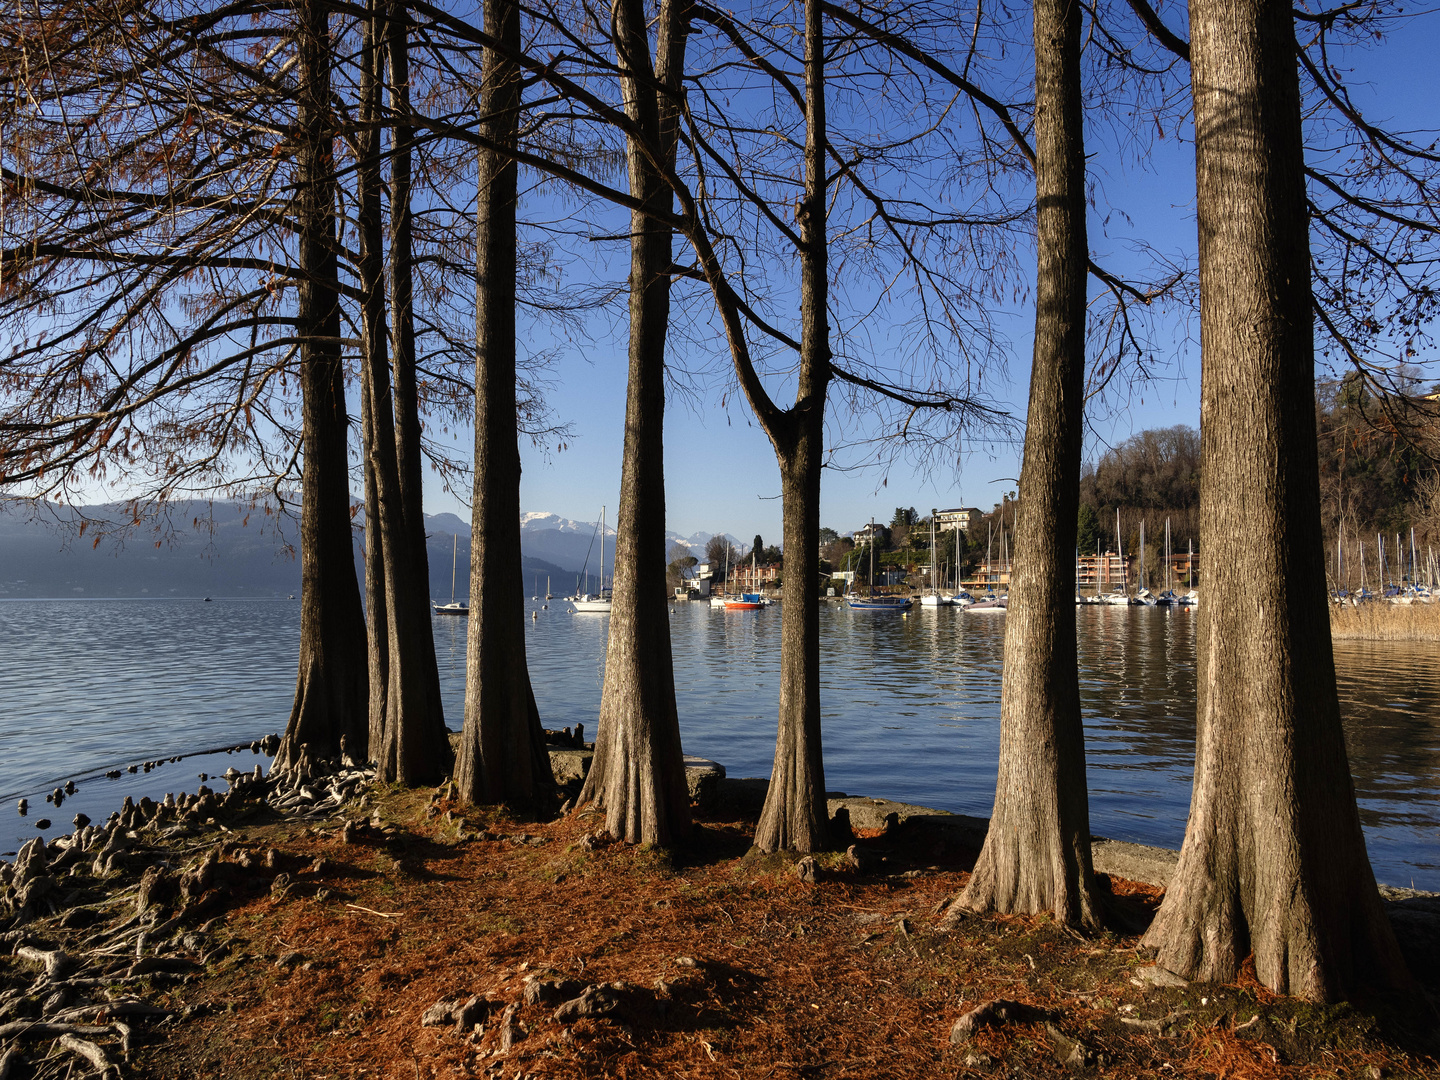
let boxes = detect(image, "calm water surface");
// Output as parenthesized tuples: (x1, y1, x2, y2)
(3, 599, 1437, 888)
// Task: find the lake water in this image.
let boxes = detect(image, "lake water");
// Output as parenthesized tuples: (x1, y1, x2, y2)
(3, 599, 1437, 889)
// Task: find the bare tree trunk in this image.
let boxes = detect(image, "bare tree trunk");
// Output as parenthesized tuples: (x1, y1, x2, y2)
(578, 0, 692, 844)
(947, 0, 1099, 928)
(385, 0, 445, 739)
(360, 378, 388, 761)
(455, 0, 554, 811)
(753, 0, 830, 854)
(353, 0, 449, 785)
(358, 0, 390, 762)
(1140, 0, 1411, 999)
(278, 0, 368, 775)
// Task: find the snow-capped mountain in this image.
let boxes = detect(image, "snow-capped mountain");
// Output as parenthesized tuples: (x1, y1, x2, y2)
(426, 509, 740, 578)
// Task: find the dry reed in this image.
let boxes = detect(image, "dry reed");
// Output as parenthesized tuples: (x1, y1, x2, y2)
(1329, 600, 1440, 641)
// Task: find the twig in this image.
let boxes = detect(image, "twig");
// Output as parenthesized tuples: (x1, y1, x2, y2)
(345, 904, 401, 918)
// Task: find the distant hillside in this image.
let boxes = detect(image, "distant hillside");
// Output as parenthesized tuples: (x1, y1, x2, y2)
(0, 501, 567, 600)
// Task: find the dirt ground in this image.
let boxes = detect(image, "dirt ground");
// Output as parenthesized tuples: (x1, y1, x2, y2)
(64, 785, 1432, 1080)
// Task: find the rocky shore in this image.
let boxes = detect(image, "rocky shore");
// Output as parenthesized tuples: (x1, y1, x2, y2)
(3, 742, 1437, 1079)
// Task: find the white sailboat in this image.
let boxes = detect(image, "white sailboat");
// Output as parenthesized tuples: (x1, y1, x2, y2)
(710, 536, 732, 606)
(1101, 509, 1131, 604)
(433, 534, 469, 615)
(920, 513, 949, 606)
(571, 506, 612, 613)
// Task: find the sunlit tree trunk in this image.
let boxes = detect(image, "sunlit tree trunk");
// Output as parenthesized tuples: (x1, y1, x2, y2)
(946, 0, 1099, 928)
(455, 0, 554, 811)
(753, 0, 830, 854)
(1140, 0, 1411, 999)
(577, 0, 692, 846)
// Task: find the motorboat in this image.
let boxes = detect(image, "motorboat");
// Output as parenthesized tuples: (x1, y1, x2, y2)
(847, 595, 912, 611)
(965, 593, 1006, 612)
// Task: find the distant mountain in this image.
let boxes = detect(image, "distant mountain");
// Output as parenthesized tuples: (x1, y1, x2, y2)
(0, 501, 567, 601)
(0, 501, 740, 599)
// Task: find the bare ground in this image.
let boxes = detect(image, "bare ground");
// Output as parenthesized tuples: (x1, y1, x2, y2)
(4, 782, 1438, 1080)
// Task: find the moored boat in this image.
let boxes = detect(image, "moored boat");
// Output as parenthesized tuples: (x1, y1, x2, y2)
(847, 595, 912, 611)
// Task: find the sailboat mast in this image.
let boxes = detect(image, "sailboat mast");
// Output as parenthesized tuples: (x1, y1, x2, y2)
(1116, 508, 1124, 592)
(451, 534, 458, 604)
(1140, 518, 1146, 591)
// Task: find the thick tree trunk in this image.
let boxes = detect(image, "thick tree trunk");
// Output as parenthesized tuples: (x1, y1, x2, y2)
(947, 0, 1099, 928)
(455, 0, 554, 811)
(577, 0, 692, 845)
(754, 416, 828, 853)
(1140, 0, 1411, 999)
(353, 0, 449, 786)
(753, 0, 830, 854)
(277, 0, 368, 775)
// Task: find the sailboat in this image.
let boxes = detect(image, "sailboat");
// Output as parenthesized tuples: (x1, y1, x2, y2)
(1101, 509, 1132, 604)
(1135, 519, 1158, 605)
(725, 546, 771, 610)
(849, 518, 912, 611)
(711, 536, 732, 607)
(920, 513, 950, 606)
(571, 506, 613, 612)
(433, 534, 469, 615)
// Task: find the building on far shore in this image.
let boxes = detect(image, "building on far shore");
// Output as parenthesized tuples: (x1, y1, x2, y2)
(934, 507, 984, 533)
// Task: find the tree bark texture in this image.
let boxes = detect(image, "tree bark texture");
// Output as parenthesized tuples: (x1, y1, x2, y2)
(948, 0, 1099, 928)
(357, 0, 449, 785)
(455, 0, 554, 811)
(753, 0, 830, 854)
(386, 0, 437, 620)
(577, 0, 691, 845)
(1140, 0, 1411, 999)
(358, 0, 391, 763)
(360, 375, 389, 762)
(278, 0, 368, 774)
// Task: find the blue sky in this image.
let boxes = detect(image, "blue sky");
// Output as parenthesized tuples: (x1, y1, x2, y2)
(415, 3, 1440, 543)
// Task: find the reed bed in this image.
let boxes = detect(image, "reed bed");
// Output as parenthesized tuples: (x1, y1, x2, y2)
(1329, 600, 1440, 640)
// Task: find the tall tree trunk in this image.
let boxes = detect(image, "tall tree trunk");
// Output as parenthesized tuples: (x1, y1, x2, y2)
(359, 0, 389, 762)
(360, 376, 388, 761)
(577, 0, 692, 846)
(385, 0, 444, 738)
(946, 0, 1099, 928)
(277, 0, 368, 775)
(357, 0, 449, 785)
(1140, 0, 1411, 999)
(455, 0, 554, 811)
(753, 0, 830, 854)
